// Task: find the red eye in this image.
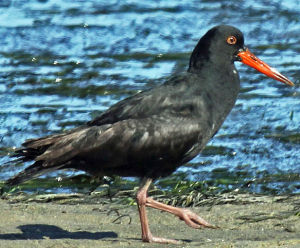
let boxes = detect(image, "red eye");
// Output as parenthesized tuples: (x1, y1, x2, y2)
(227, 36, 237, 45)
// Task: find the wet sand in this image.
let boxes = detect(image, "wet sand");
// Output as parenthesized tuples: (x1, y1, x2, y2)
(0, 193, 299, 248)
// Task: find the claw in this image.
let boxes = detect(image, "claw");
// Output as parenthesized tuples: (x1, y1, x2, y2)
(178, 208, 214, 229)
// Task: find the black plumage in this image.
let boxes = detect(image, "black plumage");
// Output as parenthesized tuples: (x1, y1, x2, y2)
(4, 25, 293, 244)
(8, 26, 241, 185)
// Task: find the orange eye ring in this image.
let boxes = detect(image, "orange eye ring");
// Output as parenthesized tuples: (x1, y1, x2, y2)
(227, 36, 237, 45)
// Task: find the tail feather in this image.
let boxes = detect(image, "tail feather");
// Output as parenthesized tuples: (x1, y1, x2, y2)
(12, 147, 49, 161)
(5, 135, 60, 186)
(5, 161, 63, 186)
(5, 133, 70, 186)
(5, 125, 104, 186)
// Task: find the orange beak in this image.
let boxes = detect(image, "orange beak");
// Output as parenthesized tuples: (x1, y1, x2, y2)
(237, 48, 294, 86)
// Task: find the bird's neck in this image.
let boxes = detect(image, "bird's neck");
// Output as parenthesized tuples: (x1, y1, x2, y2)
(188, 58, 238, 85)
(188, 59, 240, 126)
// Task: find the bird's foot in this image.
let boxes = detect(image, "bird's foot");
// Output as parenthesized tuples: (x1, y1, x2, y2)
(177, 208, 216, 229)
(146, 197, 217, 229)
(136, 178, 216, 244)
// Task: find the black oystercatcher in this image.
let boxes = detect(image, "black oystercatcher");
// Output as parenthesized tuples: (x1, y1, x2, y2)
(4, 25, 294, 244)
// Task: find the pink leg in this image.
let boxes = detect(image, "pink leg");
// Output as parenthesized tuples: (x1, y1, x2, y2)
(136, 178, 180, 244)
(136, 178, 215, 244)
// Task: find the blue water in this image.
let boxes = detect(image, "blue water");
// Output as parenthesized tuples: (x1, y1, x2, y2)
(0, 0, 299, 194)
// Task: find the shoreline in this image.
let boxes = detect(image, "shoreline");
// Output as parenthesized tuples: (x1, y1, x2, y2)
(0, 193, 299, 247)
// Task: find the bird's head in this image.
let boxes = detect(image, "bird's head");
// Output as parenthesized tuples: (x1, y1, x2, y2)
(189, 25, 294, 86)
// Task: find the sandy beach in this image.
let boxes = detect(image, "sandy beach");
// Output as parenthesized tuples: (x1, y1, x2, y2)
(0, 193, 299, 248)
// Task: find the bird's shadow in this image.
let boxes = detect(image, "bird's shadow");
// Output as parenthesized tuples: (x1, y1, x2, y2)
(0, 224, 117, 240)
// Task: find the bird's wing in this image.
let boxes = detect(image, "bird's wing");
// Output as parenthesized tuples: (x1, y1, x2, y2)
(34, 116, 203, 169)
(8, 116, 205, 186)
(87, 73, 198, 126)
